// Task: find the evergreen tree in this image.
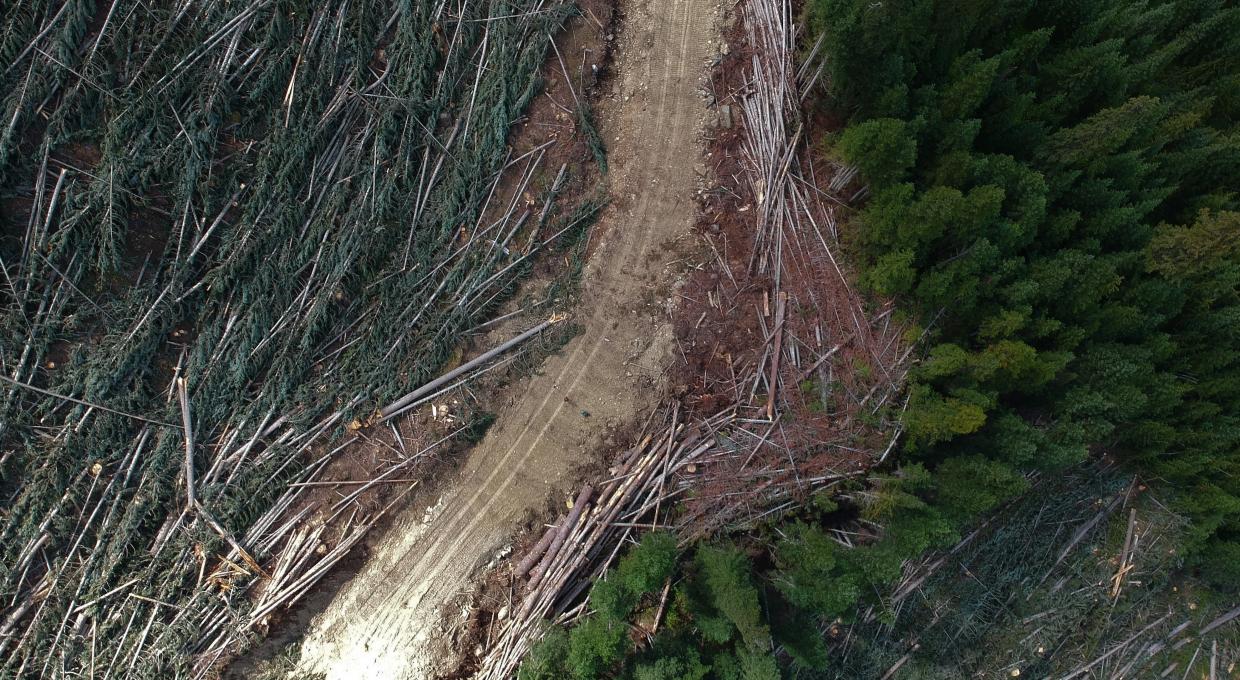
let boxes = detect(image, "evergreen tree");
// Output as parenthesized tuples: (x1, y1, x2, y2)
(817, 0, 1240, 582)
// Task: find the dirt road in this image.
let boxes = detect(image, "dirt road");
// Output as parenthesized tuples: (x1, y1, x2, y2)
(297, 0, 719, 676)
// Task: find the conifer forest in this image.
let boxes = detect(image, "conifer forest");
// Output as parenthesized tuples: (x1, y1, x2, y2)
(1, 0, 1239, 678)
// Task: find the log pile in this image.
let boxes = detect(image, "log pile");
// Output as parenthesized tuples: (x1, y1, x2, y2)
(472, 0, 917, 674)
(477, 408, 736, 679)
(676, 0, 910, 532)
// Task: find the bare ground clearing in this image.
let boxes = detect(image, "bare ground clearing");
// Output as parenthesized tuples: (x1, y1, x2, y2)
(294, 0, 722, 676)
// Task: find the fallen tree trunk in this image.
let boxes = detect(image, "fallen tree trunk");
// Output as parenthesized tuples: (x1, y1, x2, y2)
(380, 316, 563, 420)
(514, 526, 558, 579)
(528, 485, 593, 589)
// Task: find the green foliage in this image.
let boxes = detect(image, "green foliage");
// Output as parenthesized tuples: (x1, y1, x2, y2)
(812, 0, 1240, 567)
(568, 618, 628, 679)
(617, 531, 679, 595)
(811, 489, 839, 513)
(835, 118, 917, 186)
(463, 411, 498, 444)
(629, 648, 709, 680)
(691, 545, 771, 649)
(815, 466, 1239, 679)
(532, 481, 951, 678)
(773, 523, 859, 617)
(1148, 209, 1240, 304)
(931, 455, 1028, 525)
(1197, 539, 1240, 590)
(0, 0, 593, 674)
(769, 610, 829, 671)
(519, 627, 571, 680)
(864, 248, 917, 296)
(522, 532, 682, 679)
(903, 383, 988, 449)
(735, 646, 780, 680)
(521, 0, 1240, 676)
(592, 577, 638, 621)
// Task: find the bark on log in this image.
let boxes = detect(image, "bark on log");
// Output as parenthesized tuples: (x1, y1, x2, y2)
(381, 316, 561, 420)
(528, 485, 593, 588)
(514, 526, 557, 579)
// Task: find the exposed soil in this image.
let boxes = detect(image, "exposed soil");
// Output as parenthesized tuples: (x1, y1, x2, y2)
(655, 2, 907, 535)
(221, 3, 617, 676)
(289, 0, 724, 676)
(438, 4, 906, 665)
(676, 7, 883, 414)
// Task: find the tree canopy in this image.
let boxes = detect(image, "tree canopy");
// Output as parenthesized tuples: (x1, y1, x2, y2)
(815, 0, 1240, 585)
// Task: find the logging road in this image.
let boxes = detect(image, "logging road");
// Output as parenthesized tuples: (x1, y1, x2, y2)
(297, 0, 719, 676)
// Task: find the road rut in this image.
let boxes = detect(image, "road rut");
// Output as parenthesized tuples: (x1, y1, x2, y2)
(298, 0, 719, 675)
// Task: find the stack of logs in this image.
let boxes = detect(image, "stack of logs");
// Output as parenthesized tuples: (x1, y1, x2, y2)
(477, 408, 734, 679)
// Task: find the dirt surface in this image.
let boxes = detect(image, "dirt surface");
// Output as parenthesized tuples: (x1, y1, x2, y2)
(295, 0, 722, 676)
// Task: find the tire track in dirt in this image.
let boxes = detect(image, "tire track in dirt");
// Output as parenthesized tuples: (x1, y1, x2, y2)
(298, 0, 718, 676)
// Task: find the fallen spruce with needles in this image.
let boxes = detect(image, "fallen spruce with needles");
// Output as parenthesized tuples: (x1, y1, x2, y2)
(0, 0, 602, 676)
